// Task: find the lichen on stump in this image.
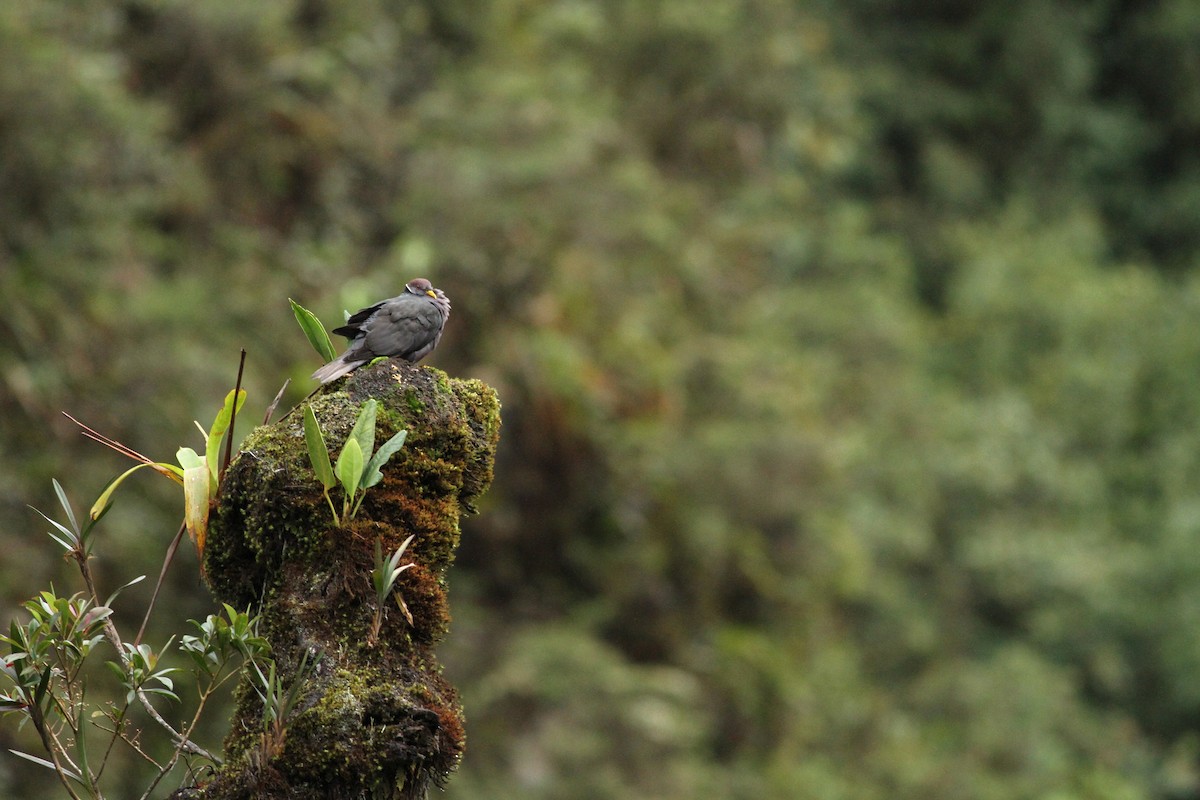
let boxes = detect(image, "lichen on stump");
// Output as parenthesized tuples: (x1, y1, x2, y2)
(189, 362, 499, 800)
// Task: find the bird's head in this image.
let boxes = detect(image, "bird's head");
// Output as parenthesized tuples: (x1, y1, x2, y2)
(406, 278, 438, 298)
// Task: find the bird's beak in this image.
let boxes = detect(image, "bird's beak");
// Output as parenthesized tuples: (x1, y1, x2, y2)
(425, 290, 437, 298)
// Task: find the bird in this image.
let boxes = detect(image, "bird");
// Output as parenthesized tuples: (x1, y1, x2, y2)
(312, 278, 450, 384)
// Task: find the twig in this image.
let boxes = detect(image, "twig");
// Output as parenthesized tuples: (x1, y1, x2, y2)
(138, 668, 236, 800)
(134, 521, 187, 647)
(95, 702, 132, 781)
(277, 384, 323, 423)
(27, 701, 87, 800)
(75, 554, 217, 764)
(92, 720, 161, 769)
(221, 349, 247, 480)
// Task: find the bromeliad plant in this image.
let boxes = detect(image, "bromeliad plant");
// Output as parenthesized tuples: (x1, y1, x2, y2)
(304, 399, 408, 526)
(247, 649, 318, 768)
(78, 388, 247, 560)
(368, 536, 416, 646)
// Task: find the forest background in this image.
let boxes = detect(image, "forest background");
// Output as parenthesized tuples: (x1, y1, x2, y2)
(3, 1, 1200, 798)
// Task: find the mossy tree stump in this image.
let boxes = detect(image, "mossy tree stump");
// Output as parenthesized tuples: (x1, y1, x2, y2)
(185, 363, 499, 800)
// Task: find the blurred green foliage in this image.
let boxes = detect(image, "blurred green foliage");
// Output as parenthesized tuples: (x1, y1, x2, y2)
(2, 0, 1200, 797)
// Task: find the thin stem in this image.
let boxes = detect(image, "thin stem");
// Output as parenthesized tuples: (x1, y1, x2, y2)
(75, 552, 218, 764)
(138, 669, 229, 800)
(221, 349, 247, 481)
(61, 413, 157, 468)
(43, 724, 90, 800)
(323, 488, 339, 526)
(69, 712, 104, 799)
(94, 701, 132, 780)
(368, 610, 382, 646)
(91, 720, 162, 768)
(135, 521, 187, 647)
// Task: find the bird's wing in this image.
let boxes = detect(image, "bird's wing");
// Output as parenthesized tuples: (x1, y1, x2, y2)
(362, 296, 443, 359)
(331, 301, 386, 340)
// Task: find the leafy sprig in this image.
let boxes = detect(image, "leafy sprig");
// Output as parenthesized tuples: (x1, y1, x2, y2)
(304, 400, 407, 526)
(368, 536, 417, 645)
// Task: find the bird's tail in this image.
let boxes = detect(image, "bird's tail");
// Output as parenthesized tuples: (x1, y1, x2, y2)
(311, 355, 359, 385)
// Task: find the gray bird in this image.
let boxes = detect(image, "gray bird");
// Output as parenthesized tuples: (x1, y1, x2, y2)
(312, 278, 450, 384)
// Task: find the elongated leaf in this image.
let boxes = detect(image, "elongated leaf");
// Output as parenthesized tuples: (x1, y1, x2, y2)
(0, 696, 26, 714)
(32, 665, 51, 710)
(206, 389, 247, 488)
(303, 406, 335, 489)
(104, 575, 146, 607)
(90, 462, 183, 520)
(290, 298, 337, 362)
(29, 506, 77, 550)
(394, 590, 414, 626)
(47, 533, 76, 552)
(51, 479, 79, 537)
(335, 437, 364, 501)
(362, 430, 407, 489)
(347, 400, 378, 477)
(8, 749, 83, 784)
(183, 465, 211, 554)
(372, 539, 386, 593)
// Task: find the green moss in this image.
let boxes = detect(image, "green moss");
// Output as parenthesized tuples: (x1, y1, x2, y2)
(403, 386, 425, 414)
(192, 362, 497, 800)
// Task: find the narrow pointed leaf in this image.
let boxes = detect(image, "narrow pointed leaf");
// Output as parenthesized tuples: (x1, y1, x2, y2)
(105, 575, 146, 607)
(33, 665, 51, 709)
(9, 750, 83, 783)
(51, 479, 79, 536)
(43, 531, 75, 552)
(362, 430, 407, 489)
(303, 406, 336, 489)
(0, 696, 26, 714)
(335, 437, 364, 500)
(394, 592, 414, 626)
(29, 506, 77, 548)
(290, 298, 337, 362)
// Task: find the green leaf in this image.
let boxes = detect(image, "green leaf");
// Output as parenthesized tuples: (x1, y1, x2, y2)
(362, 430, 407, 490)
(303, 406, 336, 489)
(347, 400, 378, 478)
(290, 298, 337, 363)
(8, 749, 83, 784)
(29, 505, 77, 551)
(177, 447, 204, 471)
(51, 479, 79, 537)
(206, 389, 247, 489)
(90, 462, 183, 520)
(82, 498, 114, 540)
(335, 437, 364, 501)
(104, 575, 146, 607)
